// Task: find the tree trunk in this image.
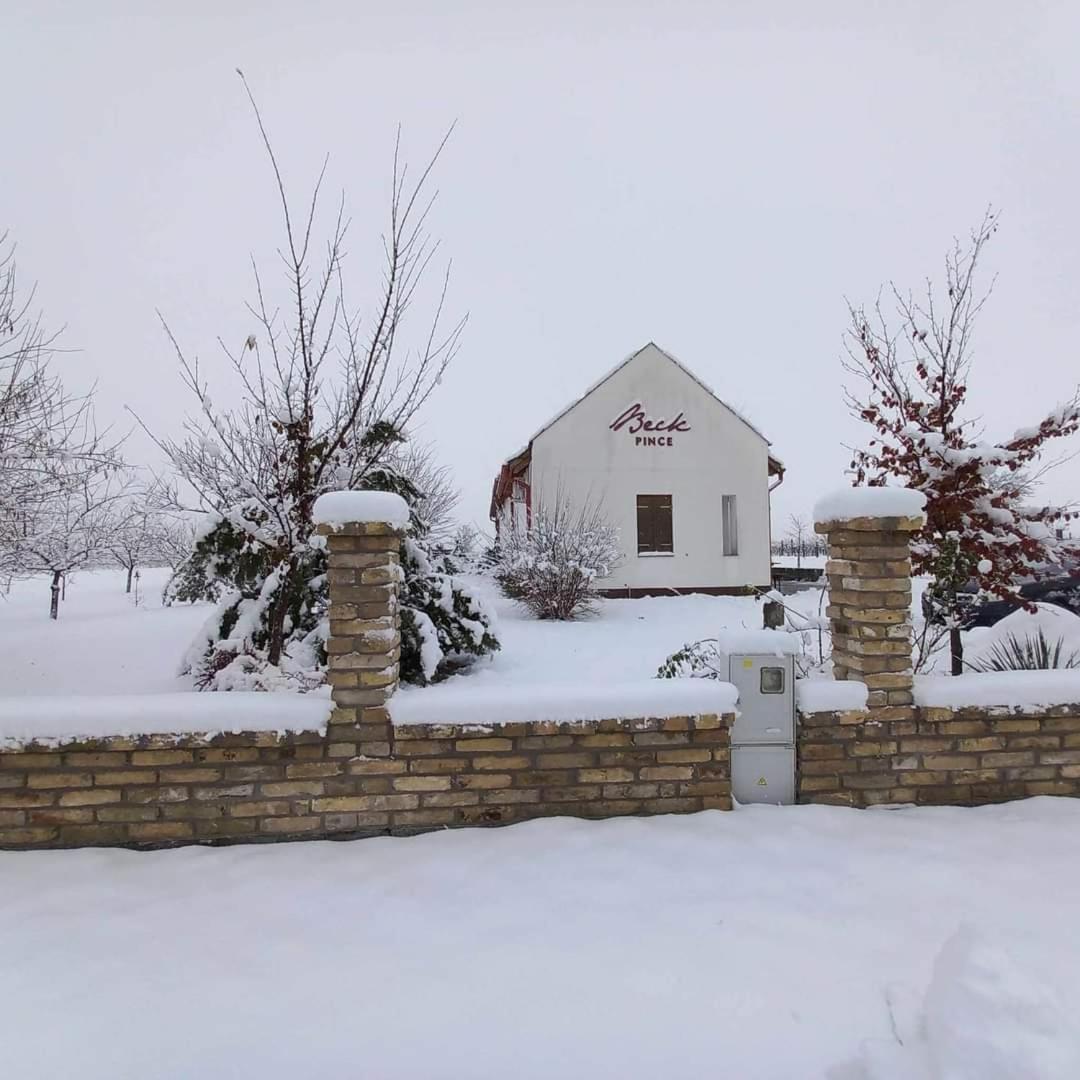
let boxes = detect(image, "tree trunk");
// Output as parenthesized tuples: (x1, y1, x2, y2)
(50, 570, 62, 620)
(950, 626, 964, 676)
(61, 573, 67, 601)
(126, 564, 134, 593)
(266, 561, 293, 667)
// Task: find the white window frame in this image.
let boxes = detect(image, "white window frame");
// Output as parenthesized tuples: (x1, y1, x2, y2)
(722, 494, 739, 557)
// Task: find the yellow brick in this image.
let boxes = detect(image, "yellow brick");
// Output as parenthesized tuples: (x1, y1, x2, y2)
(228, 800, 293, 818)
(639, 766, 693, 781)
(261, 781, 325, 797)
(128, 822, 193, 841)
(26, 771, 93, 789)
(453, 738, 513, 752)
(391, 776, 452, 792)
(259, 817, 322, 834)
(656, 749, 712, 764)
(472, 756, 530, 771)
(131, 750, 194, 766)
(312, 795, 419, 812)
(90, 770, 157, 786)
(59, 789, 122, 806)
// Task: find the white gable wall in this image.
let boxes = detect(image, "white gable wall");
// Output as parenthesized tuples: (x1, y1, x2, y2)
(529, 344, 773, 592)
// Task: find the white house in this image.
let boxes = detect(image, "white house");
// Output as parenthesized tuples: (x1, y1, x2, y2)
(490, 342, 784, 596)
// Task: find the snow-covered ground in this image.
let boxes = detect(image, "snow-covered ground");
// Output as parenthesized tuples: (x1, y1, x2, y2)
(2, 799, 1079, 1079)
(393, 575, 831, 718)
(0, 567, 206, 696)
(1, 568, 829, 700)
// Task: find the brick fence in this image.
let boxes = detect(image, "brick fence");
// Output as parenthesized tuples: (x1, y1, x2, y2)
(4, 493, 1079, 848)
(797, 495, 1080, 807)
(0, 511, 732, 849)
(798, 704, 1080, 806)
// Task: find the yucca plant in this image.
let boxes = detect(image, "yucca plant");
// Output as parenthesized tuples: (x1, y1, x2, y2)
(967, 628, 1080, 672)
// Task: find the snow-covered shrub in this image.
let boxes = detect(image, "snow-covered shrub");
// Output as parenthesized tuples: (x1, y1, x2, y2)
(656, 639, 726, 679)
(494, 495, 619, 620)
(657, 593, 830, 681)
(399, 537, 499, 685)
(967, 629, 1080, 672)
(173, 488, 498, 692)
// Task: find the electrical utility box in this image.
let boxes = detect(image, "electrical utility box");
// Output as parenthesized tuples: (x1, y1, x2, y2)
(726, 653, 796, 805)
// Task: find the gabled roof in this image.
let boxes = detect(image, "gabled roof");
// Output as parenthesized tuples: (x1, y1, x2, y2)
(498, 341, 782, 472)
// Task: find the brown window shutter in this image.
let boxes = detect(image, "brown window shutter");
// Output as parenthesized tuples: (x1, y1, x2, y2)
(637, 495, 673, 554)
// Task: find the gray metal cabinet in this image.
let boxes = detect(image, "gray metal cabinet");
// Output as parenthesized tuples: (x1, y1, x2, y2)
(725, 653, 796, 805)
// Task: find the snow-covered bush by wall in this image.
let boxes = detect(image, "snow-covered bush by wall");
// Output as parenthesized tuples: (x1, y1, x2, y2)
(657, 593, 831, 680)
(172, 494, 499, 692)
(399, 537, 499, 685)
(493, 495, 619, 620)
(965, 603, 1080, 672)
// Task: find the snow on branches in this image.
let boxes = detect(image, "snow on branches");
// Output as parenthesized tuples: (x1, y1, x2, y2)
(494, 493, 620, 620)
(844, 209, 1080, 672)
(0, 235, 126, 606)
(147, 76, 494, 690)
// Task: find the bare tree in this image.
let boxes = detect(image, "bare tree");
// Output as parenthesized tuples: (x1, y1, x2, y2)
(399, 441, 460, 543)
(786, 514, 810, 568)
(108, 488, 186, 592)
(138, 72, 466, 669)
(17, 467, 129, 618)
(1, 234, 125, 595)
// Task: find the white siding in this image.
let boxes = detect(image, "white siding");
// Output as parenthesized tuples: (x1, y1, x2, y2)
(528, 344, 773, 591)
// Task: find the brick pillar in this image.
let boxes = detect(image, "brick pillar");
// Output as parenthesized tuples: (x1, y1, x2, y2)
(317, 515, 404, 758)
(814, 508, 923, 709)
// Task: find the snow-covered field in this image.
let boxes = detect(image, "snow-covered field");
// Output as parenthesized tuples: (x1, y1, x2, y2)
(393, 575, 829, 717)
(3, 799, 1079, 1079)
(0, 567, 206, 696)
(0, 567, 827, 701)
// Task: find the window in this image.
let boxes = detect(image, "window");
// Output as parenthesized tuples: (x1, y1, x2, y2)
(636, 494, 673, 555)
(760, 666, 785, 694)
(722, 494, 738, 556)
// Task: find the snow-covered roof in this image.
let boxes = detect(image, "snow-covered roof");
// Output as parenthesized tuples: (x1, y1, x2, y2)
(498, 342, 779, 472)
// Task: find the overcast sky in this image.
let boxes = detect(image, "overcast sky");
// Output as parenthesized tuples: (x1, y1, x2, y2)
(4, 1, 1079, 532)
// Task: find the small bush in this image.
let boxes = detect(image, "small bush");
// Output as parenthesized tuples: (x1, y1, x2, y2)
(494, 494, 619, 620)
(657, 639, 725, 679)
(967, 629, 1080, 672)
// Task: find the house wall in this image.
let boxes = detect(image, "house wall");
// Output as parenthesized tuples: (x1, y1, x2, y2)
(529, 345, 773, 592)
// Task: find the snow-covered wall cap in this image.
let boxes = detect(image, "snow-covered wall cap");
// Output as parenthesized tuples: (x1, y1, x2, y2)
(0, 692, 332, 748)
(312, 490, 411, 529)
(714, 629, 803, 658)
(796, 679, 869, 714)
(813, 486, 927, 528)
(389, 679, 739, 727)
(914, 671, 1080, 713)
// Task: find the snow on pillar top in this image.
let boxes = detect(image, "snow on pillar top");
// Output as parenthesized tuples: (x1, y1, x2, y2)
(312, 490, 411, 530)
(813, 486, 926, 532)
